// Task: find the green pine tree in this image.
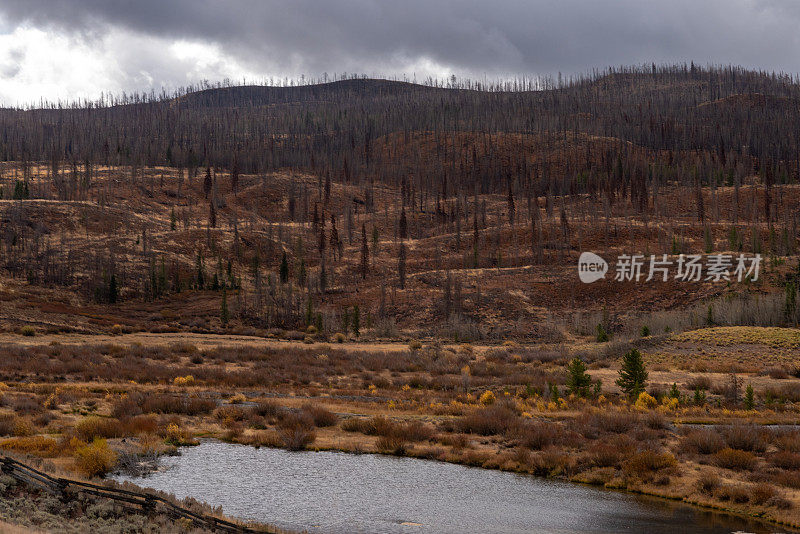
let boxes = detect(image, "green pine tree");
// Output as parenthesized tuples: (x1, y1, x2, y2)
(220, 289, 229, 326)
(108, 274, 118, 304)
(693, 388, 706, 406)
(595, 323, 609, 342)
(744, 384, 755, 410)
(616, 348, 648, 399)
(566, 357, 593, 398)
(305, 297, 314, 326)
(352, 305, 361, 337)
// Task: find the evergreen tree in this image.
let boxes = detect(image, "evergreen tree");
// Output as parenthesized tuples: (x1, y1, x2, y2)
(220, 289, 229, 326)
(108, 274, 118, 304)
(566, 357, 592, 397)
(360, 223, 369, 279)
(744, 383, 755, 410)
(195, 250, 205, 289)
(595, 323, 609, 342)
(342, 307, 350, 334)
(616, 348, 648, 399)
(352, 305, 360, 337)
(305, 296, 313, 326)
(320, 258, 327, 293)
(693, 388, 706, 406)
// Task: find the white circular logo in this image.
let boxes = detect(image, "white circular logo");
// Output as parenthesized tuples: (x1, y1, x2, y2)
(578, 252, 608, 283)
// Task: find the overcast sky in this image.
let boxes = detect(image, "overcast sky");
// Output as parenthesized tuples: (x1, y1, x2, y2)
(1, 0, 800, 106)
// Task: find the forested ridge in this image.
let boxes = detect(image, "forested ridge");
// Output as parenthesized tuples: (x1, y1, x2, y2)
(2, 64, 800, 197)
(0, 63, 799, 336)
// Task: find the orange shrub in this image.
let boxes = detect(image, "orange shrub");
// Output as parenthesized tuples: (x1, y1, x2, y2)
(74, 438, 117, 478)
(714, 448, 756, 471)
(75, 416, 124, 441)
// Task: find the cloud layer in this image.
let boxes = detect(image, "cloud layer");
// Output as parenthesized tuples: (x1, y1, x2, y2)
(1, 0, 800, 105)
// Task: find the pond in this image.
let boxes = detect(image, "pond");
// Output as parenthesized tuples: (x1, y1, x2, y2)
(113, 441, 790, 534)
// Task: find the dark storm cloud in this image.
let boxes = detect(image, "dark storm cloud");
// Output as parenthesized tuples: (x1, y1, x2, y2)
(2, 0, 800, 82)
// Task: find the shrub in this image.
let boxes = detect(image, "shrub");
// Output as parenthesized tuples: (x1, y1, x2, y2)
(774, 470, 800, 489)
(75, 417, 124, 442)
(302, 335, 314, 344)
(301, 404, 339, 427)
(715, 484, 750, 504)
(163, 423, 191, 445)
(402, 421, 435, 442)
(138, 394, 215, 416)
(766, 367, 789, 379)
(750, 483, 776, 505)
(643, 412, 668, 430)
(714, 448, 756, 470)
(440, 433, 470, 450)
(765, 496, 793, 510)
(124, 415, 158, 435)
(110, 324, 123, 335)
(408, 340, 422, 351)
(775, 431, 800, 452)
(622, 450, 676, 479)
(479, 390, 496, 405)
(341, 416, 394, 436)
(0, 436, 63, 457)
(228, 393, 247, 404)
(587, 435, 634, 468)
(535, 448, 577, 477)
(74, 439, 117, 478)
(213, 405, 248, 422)
(333, 333, 346, 343)
(686, 376, 712, 390)
(278, 419, 316, 451)
(0, 414, 33, 437)
(19, 326, 36, 337)
(634, 391, 658, 410)
(253, 400, 283, 419)
(681, 429, 726, 455)
(722, 425, 766, 452)
(173, 375, 195, 386)
(376, 434, 408, 455)
(457, 405, 517, 436)
(512, 421, 565, 451)
(695, 472, 720, 495)
(574, 410, 640, 438)
(769, 451, 800, 469)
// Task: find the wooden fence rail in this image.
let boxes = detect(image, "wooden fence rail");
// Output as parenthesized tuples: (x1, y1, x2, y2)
(0, 456, 272, 533)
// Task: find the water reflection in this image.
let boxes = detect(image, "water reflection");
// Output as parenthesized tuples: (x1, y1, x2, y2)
(114, 441, 792, 534)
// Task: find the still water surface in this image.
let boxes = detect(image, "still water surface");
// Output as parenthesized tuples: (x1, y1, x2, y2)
(113, 441, 792, 534)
